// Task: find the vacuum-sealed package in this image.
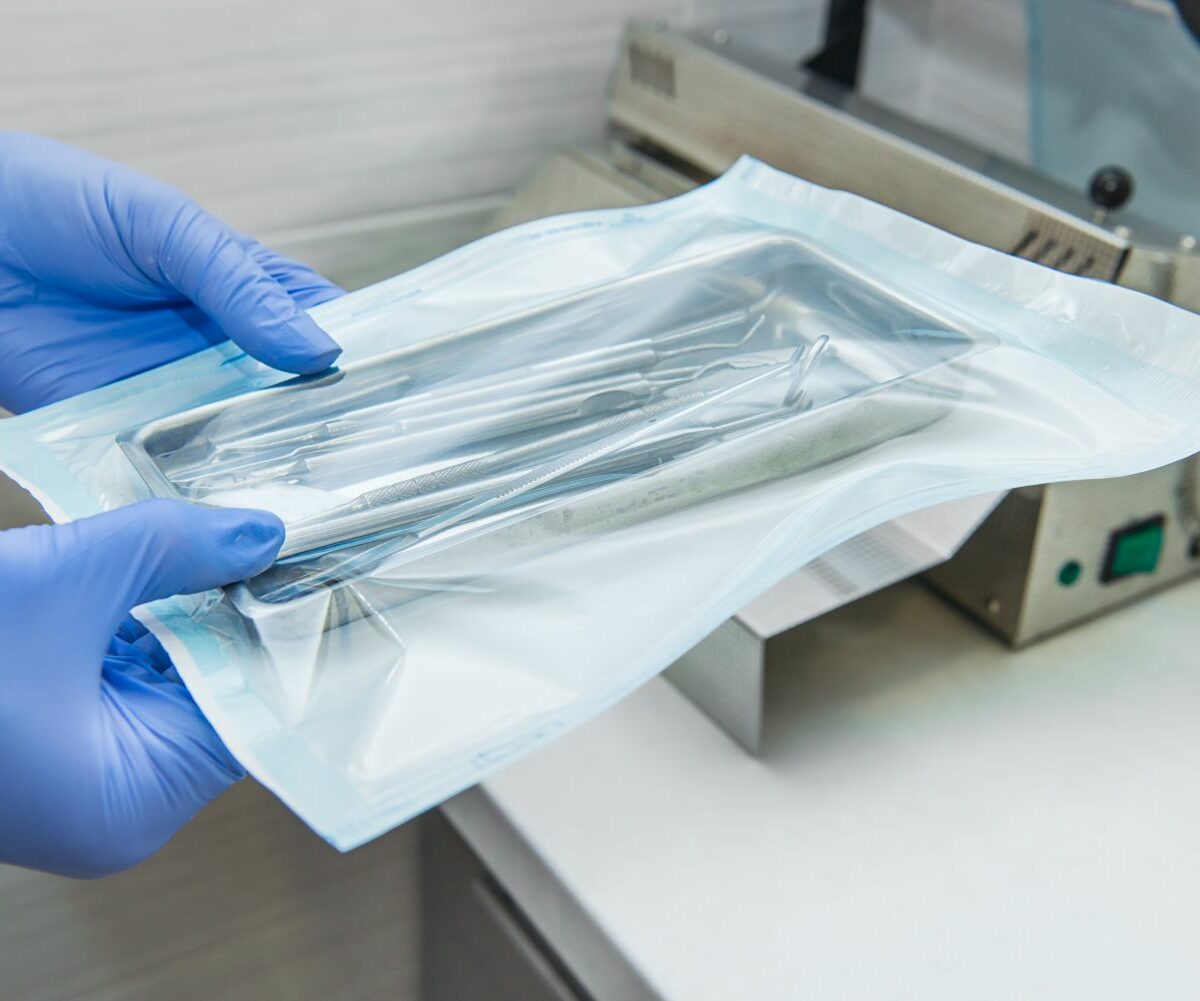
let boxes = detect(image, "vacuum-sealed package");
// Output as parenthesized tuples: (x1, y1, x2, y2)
(4, 156, 1200, 849)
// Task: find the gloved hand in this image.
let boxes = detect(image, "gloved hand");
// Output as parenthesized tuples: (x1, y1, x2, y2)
(0, 133, 344, 876)
(0, 500, 283, 878)
(0, 130, 343, 414)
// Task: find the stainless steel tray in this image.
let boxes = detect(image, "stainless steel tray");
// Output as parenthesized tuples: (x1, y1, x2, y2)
(120, 236, 991, 592)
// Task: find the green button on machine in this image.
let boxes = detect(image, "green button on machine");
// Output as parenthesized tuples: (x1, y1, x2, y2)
(1101, 516, 1165, 583)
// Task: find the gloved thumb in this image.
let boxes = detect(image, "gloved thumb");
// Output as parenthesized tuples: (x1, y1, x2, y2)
(150, 199, 342, 374)
(46, 499, 283, 647)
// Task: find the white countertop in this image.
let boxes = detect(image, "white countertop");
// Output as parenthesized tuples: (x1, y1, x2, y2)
(449, 577, 1200, 1000)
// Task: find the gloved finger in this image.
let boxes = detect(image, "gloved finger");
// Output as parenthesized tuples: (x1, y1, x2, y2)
(103, 648, 163, 680)
(101, 659, 246, 796)
(115, 615, 150, 644)
(111, 619, 173, 674)
(150, 201, 342, 374)
(131, 631, 173, 672)
(100, 652, 245, 799)
(54, 499, 284, 643)
(240, 236, 345, 310)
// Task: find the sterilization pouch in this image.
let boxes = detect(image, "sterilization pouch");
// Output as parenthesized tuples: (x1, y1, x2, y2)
(3, 156, 1200, 850)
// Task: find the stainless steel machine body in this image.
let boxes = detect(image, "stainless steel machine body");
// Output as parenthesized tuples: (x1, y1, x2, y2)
(503, 22, 1200, 652)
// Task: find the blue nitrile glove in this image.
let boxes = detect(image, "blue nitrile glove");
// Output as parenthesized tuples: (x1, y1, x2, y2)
(0, 130, 343, 414)
(0, 501, 284, 878)
(0, 133, 345, 876)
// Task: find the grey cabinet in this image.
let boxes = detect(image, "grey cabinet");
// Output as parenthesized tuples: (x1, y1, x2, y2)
(422, 813, 592, 1001)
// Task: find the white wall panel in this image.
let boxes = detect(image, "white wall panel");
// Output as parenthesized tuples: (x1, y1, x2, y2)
(1, 0, 820, 237)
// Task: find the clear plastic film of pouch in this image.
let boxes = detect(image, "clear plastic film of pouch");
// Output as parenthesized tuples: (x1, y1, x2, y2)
(4, 156, 1200, 850)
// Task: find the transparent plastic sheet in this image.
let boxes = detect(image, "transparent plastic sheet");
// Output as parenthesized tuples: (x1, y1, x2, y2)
(4, 156, 1200, 849)
(1028, 0, 1200, 234)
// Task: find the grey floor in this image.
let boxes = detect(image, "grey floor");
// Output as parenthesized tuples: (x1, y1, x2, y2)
(0, 782, 423, 1001)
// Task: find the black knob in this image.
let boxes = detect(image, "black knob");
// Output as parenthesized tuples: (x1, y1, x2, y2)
(1088, 166, 1134, 211)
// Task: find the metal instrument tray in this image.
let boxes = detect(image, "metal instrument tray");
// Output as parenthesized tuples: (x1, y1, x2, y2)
(120, 236, 991, 582)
